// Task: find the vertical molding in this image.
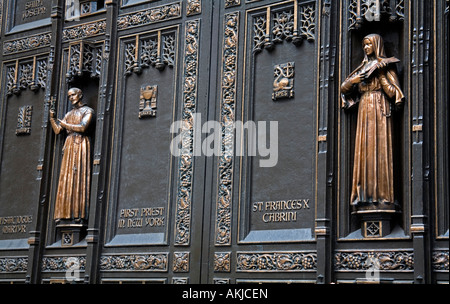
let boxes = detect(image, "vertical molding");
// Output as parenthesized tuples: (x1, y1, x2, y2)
(410, 0, 432, 284)
(83, 0, 117, 284)
(24, 0, 63, 284)
(174, 19, 200, 246)
(215, 11, 239, 246)
(315, 0, 334, 284)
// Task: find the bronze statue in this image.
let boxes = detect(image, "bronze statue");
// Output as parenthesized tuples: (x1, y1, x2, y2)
(341, 33, 404, 214)
(50, 88, 94, 223)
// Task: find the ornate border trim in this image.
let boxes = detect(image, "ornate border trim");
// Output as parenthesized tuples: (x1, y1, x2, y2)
(3, 32, 52, 55)
(99, 254, 169, 272)
(117, 2, 182, 31)
(41, 256, 86, 272)
(0, 256, 28, 273)
(62, 20, 107, 42)
(236, 251, 317, 272)
(334, 250, 414, 272)
(174, 19, 200, 246)
(432, 250, 449, 272)
(215, 12, 239, 246)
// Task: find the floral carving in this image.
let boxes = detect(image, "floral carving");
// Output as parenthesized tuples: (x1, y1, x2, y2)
(237, 252, 317, 272)
(99, 254, 168, 271)
(215, 12, 239, 246)
(3, 33, 52, 55)
(334, 251, 414, 271)
(0, 257, 28, 273)
(432, 250, 449, 271)
(117, 2, 181, 30)
(214, 252, 231, 272)
(62, 20, 106, 42)
(174, 20, 200, 246)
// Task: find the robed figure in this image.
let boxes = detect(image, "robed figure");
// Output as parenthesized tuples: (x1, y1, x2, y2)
(50, 88, 94, 223)
(341, 34, 404, 214)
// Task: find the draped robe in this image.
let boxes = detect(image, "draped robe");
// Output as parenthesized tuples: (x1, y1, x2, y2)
(341, 34, 404, 213)
(53, 105, 94, 221)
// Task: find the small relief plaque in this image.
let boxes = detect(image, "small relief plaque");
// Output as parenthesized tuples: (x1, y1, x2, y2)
(139, 85, 157, 118)
(272, 62, 294, 101)
(16, 105, 33, 135)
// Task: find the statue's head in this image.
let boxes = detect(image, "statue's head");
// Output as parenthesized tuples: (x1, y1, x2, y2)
(362, 33, 387, 60)
(68, 87, 83, 106)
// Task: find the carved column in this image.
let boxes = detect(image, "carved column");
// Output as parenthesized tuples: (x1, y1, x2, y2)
(410, 0, 432, 284)
(25, 0, 63, 284)
(315, 0, 335, 284)
(83, 0, 117, 284)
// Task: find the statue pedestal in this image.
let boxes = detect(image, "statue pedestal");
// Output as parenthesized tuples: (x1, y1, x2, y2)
(358, 212, 395, 238)
(55, 220, 87, 246)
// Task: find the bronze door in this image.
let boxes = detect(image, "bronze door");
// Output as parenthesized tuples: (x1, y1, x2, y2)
(0, 0, 448, 284)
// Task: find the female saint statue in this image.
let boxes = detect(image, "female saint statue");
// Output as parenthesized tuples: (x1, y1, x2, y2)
(50, 88, 94, 223)
(341, 34, 404, 214)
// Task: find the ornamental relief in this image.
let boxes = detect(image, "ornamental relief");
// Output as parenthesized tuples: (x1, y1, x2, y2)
(432, 250, 449, 272)
(3, 32, 52, 55)
(0, 257, 28, 273)
(253, 1, 316, 54)
(117, 2, 182, 30)
(236, 252, 317, 272)
(215, 12, 239, 246)
(5, 56, 48, 96)
(174, 19, 200, 246)
(41, 256, 86, 272)
(124, 30, 176, 76)
(334, 250, 414, 271)
(62, 20, 106, 42)
(99, 254, 168, 271)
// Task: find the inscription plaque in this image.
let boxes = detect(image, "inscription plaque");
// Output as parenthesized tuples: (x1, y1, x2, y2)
(9, 0, 50, 30)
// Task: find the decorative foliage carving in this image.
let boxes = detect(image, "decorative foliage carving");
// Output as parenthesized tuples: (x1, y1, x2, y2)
(99, 254, 168, 271)
(225, 0, 240, 8)
(124, 41, 137, 76)
(0, 257, 28, 273)
(253, 2, 315, 53)
(174, 20, 200, 246)
(3, 33, 52, 55)
(66, 42, 103, 82)
(62, 20, 107, 42)
(162, 33, 176, 67)
(237, 252, 317, 272)
(124, 31, 177, 76)
(186, 0, 201, 16)
(117, 2, 181, 30)
(18, 63, 34, 90)
(272, 9, 295, 43)
(173, 277, 189, 283)
(173, 252, 190, 272)
(6, 66, 17, 96)
(215, 12, 239, 246)
(16, 105, 33, 135)
(252, 15, 266, 53)
(41, 256, 86, 272)
(5, 57, 48, 96)
(432, 250, 449, 271)
(334, 250, 414, 271)
(299, 4, 315, 41)
(214, 252, 231, 272)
